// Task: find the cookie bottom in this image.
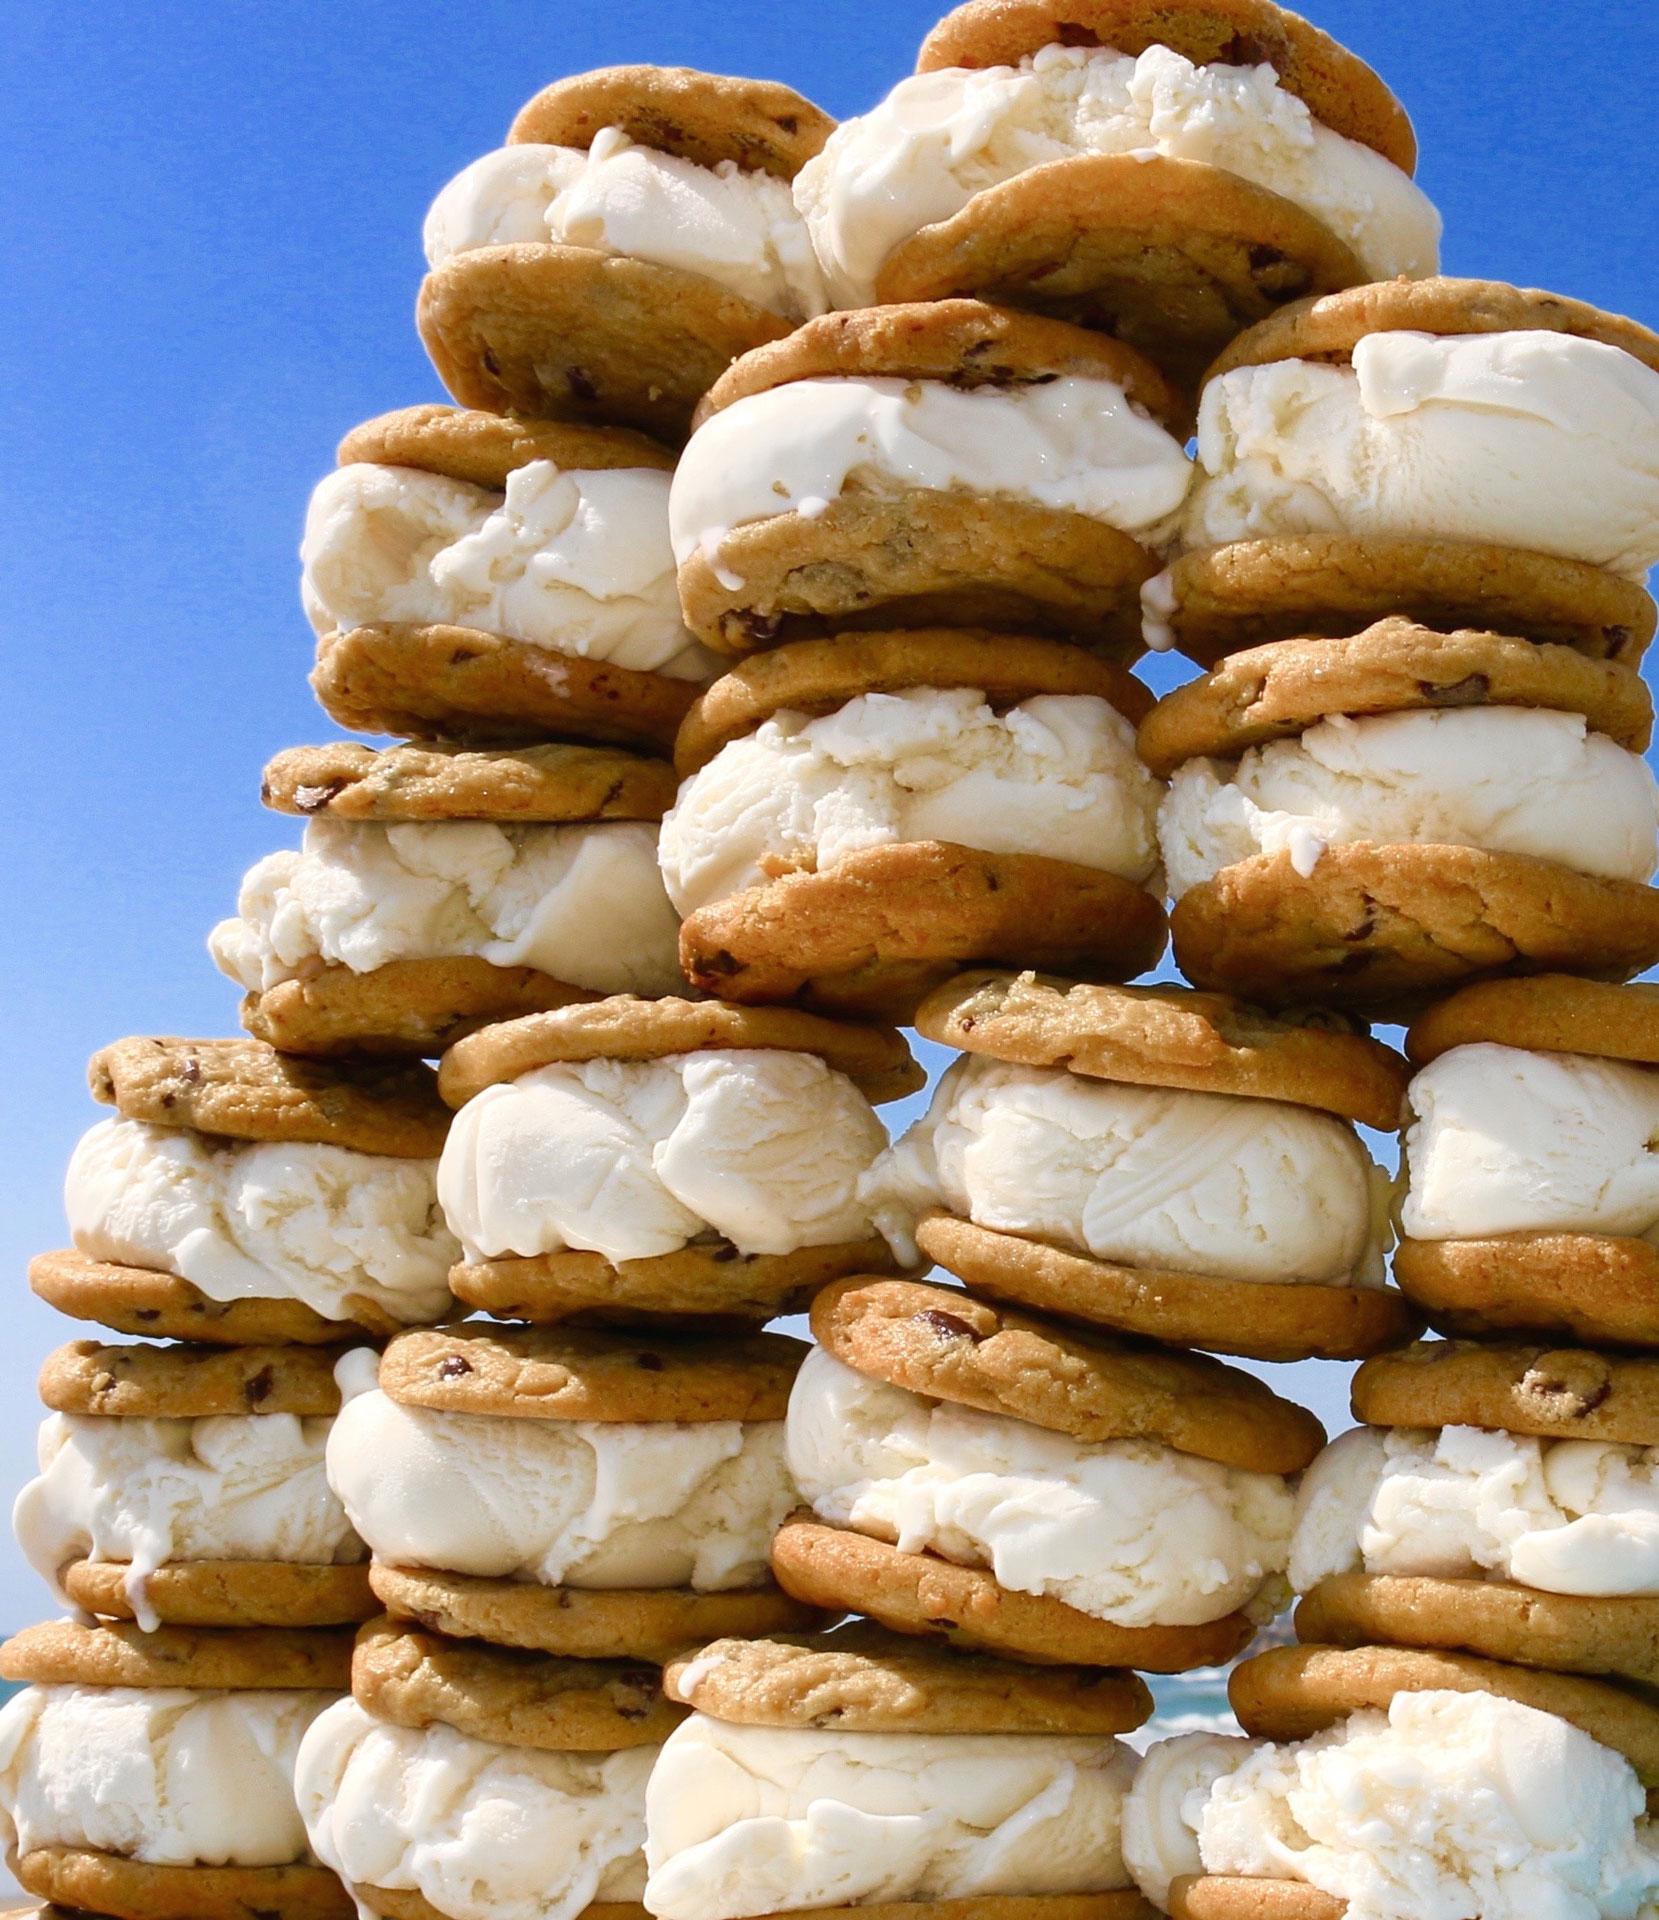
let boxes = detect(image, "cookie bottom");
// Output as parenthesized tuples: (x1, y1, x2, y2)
(14, 1848, 351, 1920)
(770, 1519, 1254, 1673)
(61, 1559, 376, 1630)
(1170, 1879, 1342, 1920)
(1394, 1233, 1659, 1347)
(29, 1250, 370, 1347)
(916, 1214, 1418, 1364)
(358, 1896, 1149, 1920)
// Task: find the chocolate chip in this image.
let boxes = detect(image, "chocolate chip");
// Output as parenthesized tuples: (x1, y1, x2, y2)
(181, 1056, 202, 1084)
(635, 1352, 665, 1372)
(448, 644, 481, 664)
(481, 348, 501, 376)
(566, 366, 598, 404)
(1219, 32, 1278, 68)
(1420, 673, 1490, 706)
(244, 1366, 275, 1405)
(713, 1244, 740, 1264)
(436, 1355, 473, 1379)
(293, 781, 347, 813)
(777, 115, 798, 134)
(1056, 22, 1101, 44)
(914, 1308, 984, 1343)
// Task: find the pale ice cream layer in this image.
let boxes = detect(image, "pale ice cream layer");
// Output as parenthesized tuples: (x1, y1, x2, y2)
(1125, 1693, 1659, 1920)
(1402, 1044, 1659, 1242)
(1292, 1423, 1659, 1598)
(14, 1411, 361, 1631)
(210, 817, 684, 998)
(301, 460, 711, 679)
(1160, 707, 1659, 900)
(787, 1348, 1293, 1628)
(66, 1116, 458, 1326)
(438, 1050, 888, 1265)
(861, 1052, 1387, 1284)
(327, 1381, 794, 1591)
(0, 1683, 332, 1868)
(297, 1698, 652, 1920)
(424, 130, 828, 322)
(669, 374, 1194, 572)
(1184, 329, 1659, 579)
(794, 42, 1440, 308)
(644, 1711, 1136, 1920)
(658, 688, 1164, 915)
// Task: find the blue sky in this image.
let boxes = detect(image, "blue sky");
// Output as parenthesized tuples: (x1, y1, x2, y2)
(2, 0, 1657, 1631)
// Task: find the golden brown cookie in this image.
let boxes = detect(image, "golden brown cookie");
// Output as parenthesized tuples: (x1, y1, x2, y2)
(1405, 973, 1659, 1067)
(680, 844, 1168, 1025)
(1169, 844, 1659, 1018)
(663, 1621, 1150, 1732)
(357, 1895, 647, 1920)
(1231, 1641, 1659, 1783)
(508, 66, 834, 177)
(0, 1619, 353, 1691)
(29, 1249, 368, 1347)
(917, 0, 1416, 172)
(337, 403, 675, 483)
(352, 1616, 684, 1749)
(369, 1564, 830, 1664)
(39, 1339, 349, 1419)
(1393, 1234, 1659, 1350)
(1169, 1881, 1338, 1920)
(915, 969, 1407, 1127)
(88, 1038, 450, 1157)
(771, 1520, 1254, 1673)
(261, 741, 676, 822)
(1157, 536, 1657, 668)
(812, 1278, 1324, 1472)
(419, 245, 792, 445)
(437, 994, 923, 1106)
(61, 1559, 375, 1630)
(1137, 621, 1654, 774)
(311, 623, 702, 755)
(376, 1323, 806, 1424)
(917, 1213, 1419, 1364)
(1351, 1339, 1659, 1446)
(14, 1850, 352, 1920)
(673, 630, 1154, 779)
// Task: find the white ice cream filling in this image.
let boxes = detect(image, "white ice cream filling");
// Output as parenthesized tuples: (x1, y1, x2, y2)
(1160, 706, 1659, 900)
(794, 42, 1440, 309)
(297, 1698, 652, 1920)
(437, 1050, 890, 1266)
(644, 1711, 1136, 1920)
(209, 817, 685, 998)
(65, 1116, 458, 1326)
(424, 129, 828, 322)
(301, 460, 711, 679)
(860, 1052, 1389, 1285)
(658, 688, 1164, 915)
(1183, 329, 1659, 579)
(787, 1348, 1293, 1629)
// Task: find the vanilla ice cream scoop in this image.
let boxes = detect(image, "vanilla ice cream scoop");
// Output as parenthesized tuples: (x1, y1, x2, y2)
(297, 1698, 652, 1920)
(438, 1050, 889, 1266)
(644, 1711, 1136, 1920)
(794, 43, 1438, 309)
(1402, 1043, 1659, 1242)
(326, 1380, 794, 1591)
(0, 1683, 332, 1868)
(66, 1116, 458, 1326)
(424, 131, 828, 322)
(788, 1348, 1292, 1629)
(209, 818, 684, 997)
(1160, 707, 1659, 901)
(1184, 329, 1659, 578)
(861, 1052, 1387, 1284)
(658, 689, 1163, 915)
(301, 460, 710, 679)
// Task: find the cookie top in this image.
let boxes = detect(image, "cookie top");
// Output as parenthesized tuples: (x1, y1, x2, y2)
(39, 1340, 348, 1419)
(508, 65, 835, 179)
(917, 0, 1416, 174)
(663, 1621, 1151, 1732)
(1137, 621, 1655, 775)
(0, 1620, 353, 1692)
(1405, 974, 1659, 1069)
(916, 970, 1407, 1129)
(337, 404, 674, 484)
(438, 995, 924, 1107)
(693, 300, 1183, 433)
(812, 1277, 1325, 1473)
(674, 630, 1154, 778)
(1352, 1340, 1659, 1447)
(89, 1038, 450, 1158)
(377, 1323, 808, 1424)
(261, 741, 676, 824)
(352, 1616, 684, 1749)
(1206, 276, 1659, 384)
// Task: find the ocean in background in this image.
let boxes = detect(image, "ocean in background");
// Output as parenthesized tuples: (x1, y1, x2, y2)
(1132, 1665, 1240, 1750)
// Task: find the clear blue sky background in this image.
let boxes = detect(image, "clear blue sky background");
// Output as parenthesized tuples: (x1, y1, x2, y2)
(2, 0, 1657, 1632)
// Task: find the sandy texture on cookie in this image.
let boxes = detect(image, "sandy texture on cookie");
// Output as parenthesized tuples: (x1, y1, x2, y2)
(261, 742, 676, 823)
(29, 1250, 363, 1347)
(61, 1558, 375, 1629)
(0, 1620, 353, 1692)
(1351, 1339, 1659, 1446)
(1169, 1881, 1339, 1920)
(14, 1850, 352, 1920)
(38, 1340, 348, 1419)
(88, 1038, 449, 1158)
(1405, 973, 1659, 1066)
(771, 1521, 1252, 1673)
(338, 404, 674, 485)
(1393, 1234, 1659, 1348)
